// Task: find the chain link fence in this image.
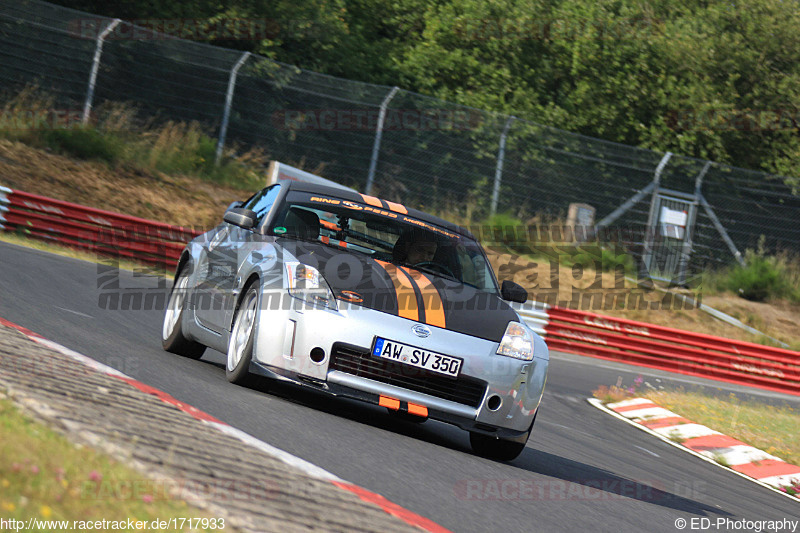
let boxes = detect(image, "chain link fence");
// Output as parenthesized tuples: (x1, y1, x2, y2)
(2, 0, 799, 284)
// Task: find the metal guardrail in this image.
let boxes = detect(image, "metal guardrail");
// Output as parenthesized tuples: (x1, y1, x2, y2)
(515, 303, 800, 396)
(0, 185, 202, 269)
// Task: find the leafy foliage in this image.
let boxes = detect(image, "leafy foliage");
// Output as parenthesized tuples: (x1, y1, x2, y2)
(717, 242, 800, 303)
(47, 0, 800, 184)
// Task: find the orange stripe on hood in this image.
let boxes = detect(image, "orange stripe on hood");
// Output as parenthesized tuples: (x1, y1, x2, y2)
(360, 194, 383, 207)
(400, 267, 446, 329)
(375, 260, 419, 322)
(385, 200, 408, 214)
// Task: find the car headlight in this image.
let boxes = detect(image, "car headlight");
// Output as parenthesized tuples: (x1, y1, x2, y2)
(285, 262, 338, 310)
(497, 321, 534, 361)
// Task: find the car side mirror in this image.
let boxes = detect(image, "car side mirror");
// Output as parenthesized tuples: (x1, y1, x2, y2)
(224, 201, 243, 215)
(501, 280, 528, 303)
(223, 207, 258, 229)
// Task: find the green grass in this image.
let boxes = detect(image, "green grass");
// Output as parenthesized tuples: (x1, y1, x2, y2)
(641, 390, 800, 465)
(38, 126, 124, 163)
(0, 395, 216, 530)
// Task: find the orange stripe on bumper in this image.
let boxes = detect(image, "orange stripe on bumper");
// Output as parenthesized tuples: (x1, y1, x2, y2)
(407, 403, 428, 417)
(360, 194, 383, 207)
(379, 396, 400, 410)
(385, 200, 408, 214)
(401, 267, 446, 329)
(375, 260, 419, 322)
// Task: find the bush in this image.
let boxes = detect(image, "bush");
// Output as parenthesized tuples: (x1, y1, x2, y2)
(40, 126, 123, 163)
(722, 248, 800, 302)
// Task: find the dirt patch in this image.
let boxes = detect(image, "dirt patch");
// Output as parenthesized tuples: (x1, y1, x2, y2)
(0, 139, 248, 229)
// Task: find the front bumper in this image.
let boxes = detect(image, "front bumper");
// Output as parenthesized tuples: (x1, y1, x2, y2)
(252, 296, 548, 434)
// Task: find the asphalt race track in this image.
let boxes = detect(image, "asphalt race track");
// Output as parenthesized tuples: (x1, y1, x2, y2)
(1, 240, 798, 532)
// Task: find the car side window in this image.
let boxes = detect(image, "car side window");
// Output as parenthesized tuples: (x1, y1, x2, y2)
(242, 184, 281, 226)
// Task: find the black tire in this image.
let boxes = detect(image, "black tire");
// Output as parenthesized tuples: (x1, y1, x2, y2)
(469, 431, 529, 461)
(162, 264, 206, 359)
(226, 280, 259, 385)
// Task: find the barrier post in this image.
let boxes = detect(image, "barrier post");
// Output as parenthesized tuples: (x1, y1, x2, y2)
(215, 51, 252, 163)
(490, 116, 516, 216)
(82, 19, 121, 125)
(365, 86, 400, 195)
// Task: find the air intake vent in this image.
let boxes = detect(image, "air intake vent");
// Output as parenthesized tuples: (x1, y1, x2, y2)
(330, 343, 486, 408)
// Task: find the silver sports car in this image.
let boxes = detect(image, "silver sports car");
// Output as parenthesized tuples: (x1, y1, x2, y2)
(162, 181, 548, 460)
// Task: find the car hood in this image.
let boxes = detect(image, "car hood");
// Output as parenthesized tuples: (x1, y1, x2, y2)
(278, 240, 518, 343)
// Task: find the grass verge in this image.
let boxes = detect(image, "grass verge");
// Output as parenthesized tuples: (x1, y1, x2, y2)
(641, 389, 800, 467)
(593, 382, 800, 467)
(0, 86, 266, 190)
(0, 394, 215, 530)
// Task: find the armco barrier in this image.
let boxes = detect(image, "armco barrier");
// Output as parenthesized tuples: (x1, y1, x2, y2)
(0, 185, 202, 269)
(2, 186, 798, 396)
(516, 303, 800, 396)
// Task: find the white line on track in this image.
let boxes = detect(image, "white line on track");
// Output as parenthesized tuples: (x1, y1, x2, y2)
(53, 306, 94, 319)
(634, 445, 660, 457)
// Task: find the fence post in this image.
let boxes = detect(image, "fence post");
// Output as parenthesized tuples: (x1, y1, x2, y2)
(215, 51, 251, 163)
(675, 161, 711, 285)
(82, 18, 121, 125)
(365, 86, 400, 195)
(490, 116, 516, 216)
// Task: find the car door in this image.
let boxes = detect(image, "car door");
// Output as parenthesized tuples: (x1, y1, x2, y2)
(195, 185, 282, 333)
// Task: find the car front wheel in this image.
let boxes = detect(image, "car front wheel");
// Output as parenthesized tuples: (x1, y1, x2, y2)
(226, 280, 259, 385)
(469, 412, 537, 462)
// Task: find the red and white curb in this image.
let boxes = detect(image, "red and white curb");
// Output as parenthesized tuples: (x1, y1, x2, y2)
(588, 397, 800, 502)
(0, 316, 451, 533)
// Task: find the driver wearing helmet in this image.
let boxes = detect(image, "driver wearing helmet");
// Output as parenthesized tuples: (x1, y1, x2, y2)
(393, 228, 438, 266)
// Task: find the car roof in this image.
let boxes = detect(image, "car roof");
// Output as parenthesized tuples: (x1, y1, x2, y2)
(284, 181, 476, 240)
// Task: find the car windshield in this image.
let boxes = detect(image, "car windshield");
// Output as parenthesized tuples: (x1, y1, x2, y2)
(270, 191, 499, 293)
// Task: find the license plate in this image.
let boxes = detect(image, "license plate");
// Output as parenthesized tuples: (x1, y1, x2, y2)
(371, 337, 462, 378)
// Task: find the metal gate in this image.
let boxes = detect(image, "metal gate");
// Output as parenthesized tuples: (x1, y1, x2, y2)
(643, 190, 698, 284)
